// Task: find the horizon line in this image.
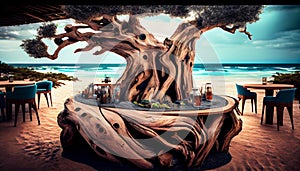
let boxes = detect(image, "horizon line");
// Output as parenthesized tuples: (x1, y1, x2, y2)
(5, 62, 300, 65)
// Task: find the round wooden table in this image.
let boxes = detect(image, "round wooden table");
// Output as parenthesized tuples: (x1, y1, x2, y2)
(243, 83, 294, 96)
(243, 83, 294, 124)
(0, 80, 36, 92)
(57, 94, 242, 169)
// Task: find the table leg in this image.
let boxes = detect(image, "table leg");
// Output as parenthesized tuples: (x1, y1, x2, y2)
(5, 87, 12, 92)
(5, 87, 13, 120)
(6, 102, 12, 120)
(265, 89, 274, 96)
(265, 89, 274, 125)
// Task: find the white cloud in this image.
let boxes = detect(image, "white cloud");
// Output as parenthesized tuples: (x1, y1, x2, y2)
(250, 29, 300, 51)
(140, 14, 181, 41)
(0, 40, 22, 52)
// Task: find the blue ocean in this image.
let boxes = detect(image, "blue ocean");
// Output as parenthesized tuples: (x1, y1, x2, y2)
(9, 63, 300, 95)
(10, 63, 300, 81)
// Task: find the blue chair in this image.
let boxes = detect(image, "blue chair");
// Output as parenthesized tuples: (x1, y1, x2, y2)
(0, 92, 5, 121)
(236, 84, 257, 115)
(262, 88, 296, 131)
(6, 84, 40, 127)
(36, 81, 53, 109)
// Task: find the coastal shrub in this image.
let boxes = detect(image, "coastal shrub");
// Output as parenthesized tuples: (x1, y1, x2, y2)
(272, 71, 300, 100)
(0, 61, 75, 88)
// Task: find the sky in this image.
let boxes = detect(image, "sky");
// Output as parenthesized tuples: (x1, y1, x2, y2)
(0, 5, 299, 64)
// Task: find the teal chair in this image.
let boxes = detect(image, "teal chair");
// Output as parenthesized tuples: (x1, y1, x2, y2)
(0, 92, 5, 121)
(236, 84, 257, 115)
(262, 88, 296, 131)
(36, 80, 53, 109)
(6, 84, 40, 127)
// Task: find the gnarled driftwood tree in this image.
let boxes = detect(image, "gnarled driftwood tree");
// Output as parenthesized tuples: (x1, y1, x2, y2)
(21, 5, 264, 103)
(21, 5, 264, 170)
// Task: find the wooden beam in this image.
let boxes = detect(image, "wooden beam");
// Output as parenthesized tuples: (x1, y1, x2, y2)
(24, 12, 46, 22)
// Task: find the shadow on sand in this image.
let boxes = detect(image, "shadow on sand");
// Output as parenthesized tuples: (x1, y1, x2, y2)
(61, 137, 232, 171)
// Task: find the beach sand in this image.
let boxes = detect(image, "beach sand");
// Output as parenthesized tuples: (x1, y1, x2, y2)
(0, 80, 300, 171)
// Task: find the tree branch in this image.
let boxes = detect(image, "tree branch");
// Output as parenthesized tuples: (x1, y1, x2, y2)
(239, 27, 252, 40)
(220, 25, 252, 40)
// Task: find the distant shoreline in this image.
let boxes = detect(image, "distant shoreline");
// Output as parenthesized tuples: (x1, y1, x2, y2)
(7, 63, 300, 68)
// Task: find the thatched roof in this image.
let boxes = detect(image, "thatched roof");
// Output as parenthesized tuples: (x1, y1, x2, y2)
(0, 5, 68, 27)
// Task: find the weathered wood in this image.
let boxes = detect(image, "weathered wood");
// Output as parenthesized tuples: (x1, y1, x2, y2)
(57, 96, 242, 169)
(42, 14, 204, 103)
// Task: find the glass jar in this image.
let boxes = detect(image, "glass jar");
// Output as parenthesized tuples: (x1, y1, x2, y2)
(205, 83, 213, 101)
(190, 88, 202, 107)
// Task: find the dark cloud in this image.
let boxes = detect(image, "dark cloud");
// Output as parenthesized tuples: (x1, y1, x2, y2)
(267, 5, 300, 32)
(252, 29, 300, 53)
(0, 23, 40, 40)
(250, 5, 300, 42)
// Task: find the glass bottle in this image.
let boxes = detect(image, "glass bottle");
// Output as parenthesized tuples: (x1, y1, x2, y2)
(113, 84, 120, 103)
(8, 72, 14, 82)
(205, 83, 213, 101)
(99, 86, 109, 104)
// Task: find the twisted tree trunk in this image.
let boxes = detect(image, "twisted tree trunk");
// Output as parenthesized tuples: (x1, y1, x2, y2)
(94, 15, 201, 103)
(50, 15, 202, 103)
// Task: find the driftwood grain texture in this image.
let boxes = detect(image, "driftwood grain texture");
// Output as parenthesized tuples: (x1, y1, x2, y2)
(57, 96, 242, 169)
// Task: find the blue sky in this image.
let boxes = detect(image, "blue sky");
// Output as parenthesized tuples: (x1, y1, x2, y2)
(0, 5, 299, 64)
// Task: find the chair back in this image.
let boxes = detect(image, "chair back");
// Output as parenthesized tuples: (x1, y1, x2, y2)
(236, 84, 250, 95)
(275, 88, 297, 103)
(36, 81, 53, 91)
(9, 84, 37, 100)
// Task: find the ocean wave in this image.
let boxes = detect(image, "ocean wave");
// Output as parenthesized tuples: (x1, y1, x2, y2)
(10, 63, 300, 81)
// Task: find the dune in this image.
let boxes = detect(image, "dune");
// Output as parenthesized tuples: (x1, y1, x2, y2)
(0, 80, 299, 170)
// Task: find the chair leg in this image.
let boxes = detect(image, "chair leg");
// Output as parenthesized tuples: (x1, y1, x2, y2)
(261, 104, 265, 125)
(251, 98, 254, 112)
(241, 98, 246, 115)
(32, 101, 40, 125)
(22, 103, 26, 122)
(14, 104, 20, 127)
(37, 93, 41, 109)
(276, 106, 284, 131)
(1, 108, 5, 121)
(44, 93, 49, 107)
(29, 103, 32, 121)
(287, 106, 294, 130)
(254, 97, 257, 114)
(49, 92, 53, 107)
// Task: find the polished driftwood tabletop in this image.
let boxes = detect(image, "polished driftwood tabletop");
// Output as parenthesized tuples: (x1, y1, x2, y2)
(0, 80, 36, 87)
(243, 83, 294, 90)
(74, 94, 237, 116)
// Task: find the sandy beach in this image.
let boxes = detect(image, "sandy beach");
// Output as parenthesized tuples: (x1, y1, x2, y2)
(0, 79, 300, 171)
